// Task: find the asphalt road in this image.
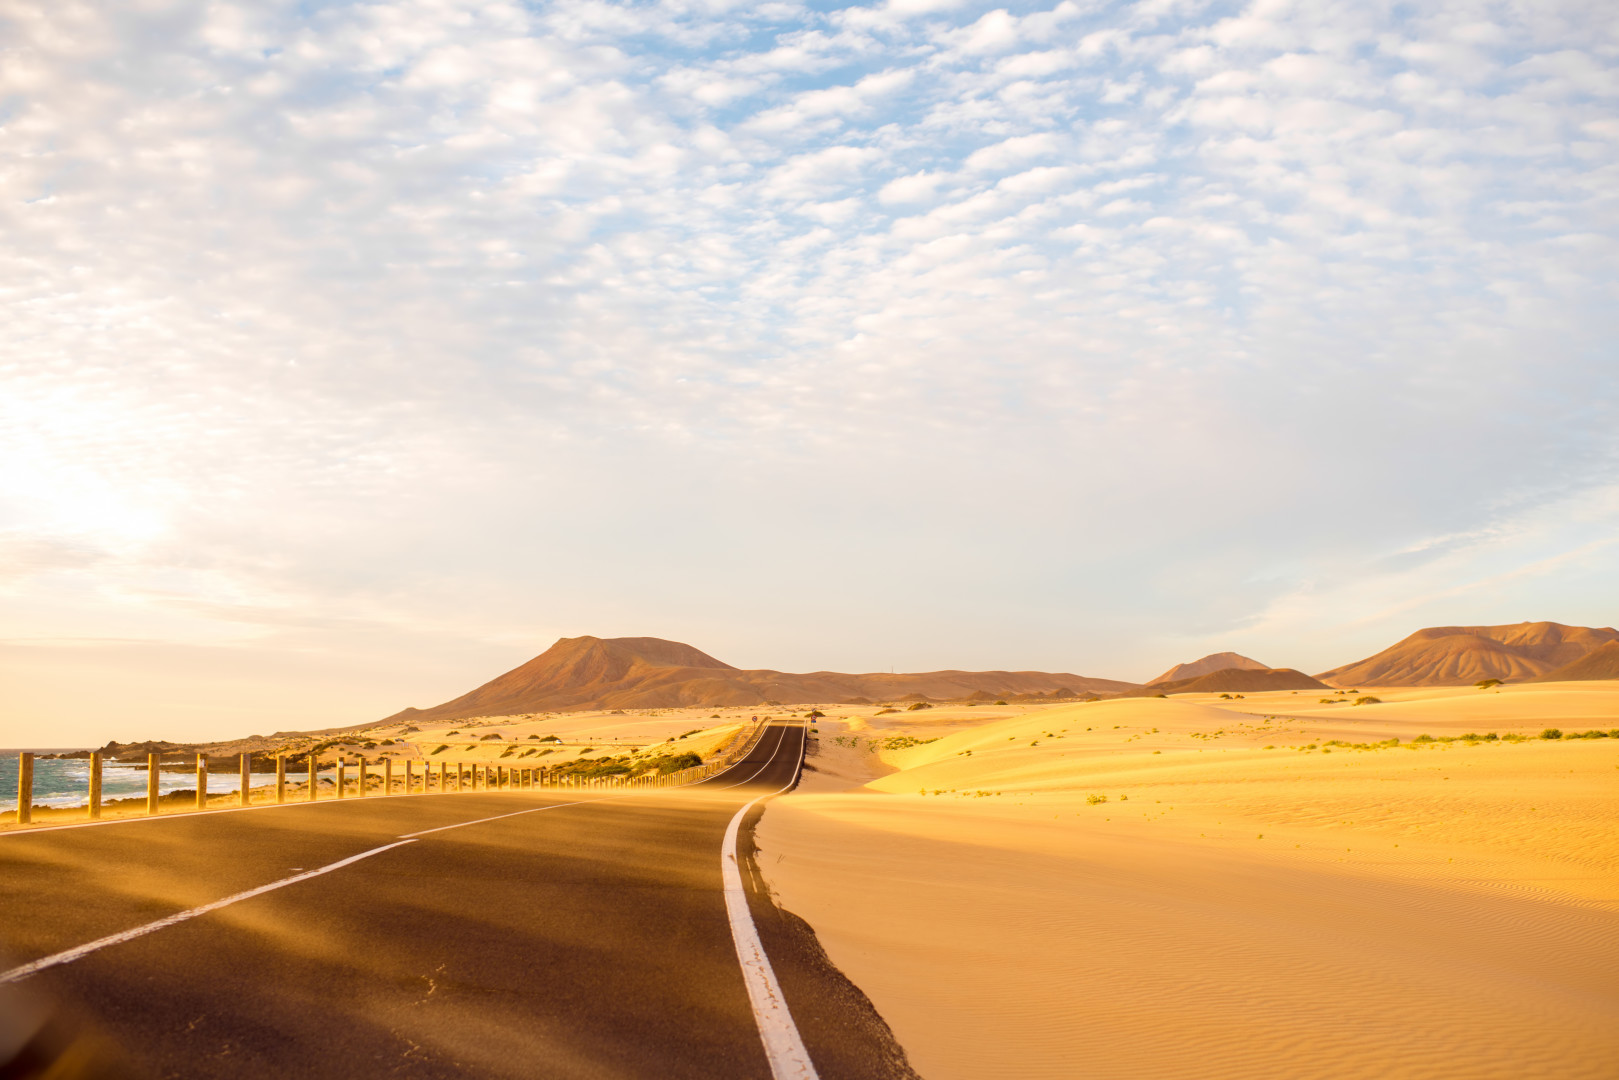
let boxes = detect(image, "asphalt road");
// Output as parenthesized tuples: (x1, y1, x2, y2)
(0, 721, 918, 1080)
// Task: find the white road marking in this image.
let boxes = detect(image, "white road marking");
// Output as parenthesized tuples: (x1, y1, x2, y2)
(397, 795, 629, 838)
(722, 723, 818, 1080)
(0, 840, 418, 985)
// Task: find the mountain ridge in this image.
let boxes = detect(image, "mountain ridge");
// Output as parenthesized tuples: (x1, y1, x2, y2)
(1317, 621, 1619, 686)
(384, 636, 1139, 721)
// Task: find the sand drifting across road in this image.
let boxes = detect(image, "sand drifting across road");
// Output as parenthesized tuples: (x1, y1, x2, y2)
(757, 684, 1619, 1080)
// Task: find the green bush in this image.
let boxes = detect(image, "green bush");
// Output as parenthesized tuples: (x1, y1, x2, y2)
(1086, 794, 1107, 805)
(1541, 728, 1562, 740)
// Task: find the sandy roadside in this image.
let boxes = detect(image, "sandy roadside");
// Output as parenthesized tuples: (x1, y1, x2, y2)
(757, 685, 1619, 1080)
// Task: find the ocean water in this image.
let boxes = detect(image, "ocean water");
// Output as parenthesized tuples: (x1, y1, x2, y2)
(0, 751, 334, 809)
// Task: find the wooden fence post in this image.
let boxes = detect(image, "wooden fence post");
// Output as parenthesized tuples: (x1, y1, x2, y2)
(385, 758, 393, 796)
(195, 754, 208, 811)
(16, 753, 33, 825)
(336, 759, 346, 800)
(404, 759, 412, 795)
(276, 755, 287, 804)
(147, 752, 160, 815)
(89, 751, 103, 820)
(308, 755, 318, 801)
(239, 753, 251, 807)
(357, 756, 367, 798)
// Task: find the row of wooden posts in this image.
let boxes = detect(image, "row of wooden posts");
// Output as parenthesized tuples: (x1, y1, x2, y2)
(10, 721, 770, 826)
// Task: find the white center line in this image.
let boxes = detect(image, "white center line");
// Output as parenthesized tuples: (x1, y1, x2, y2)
(0, 839, 418, 985)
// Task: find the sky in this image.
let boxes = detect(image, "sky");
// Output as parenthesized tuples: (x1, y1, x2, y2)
(2, 0, 1616, 745)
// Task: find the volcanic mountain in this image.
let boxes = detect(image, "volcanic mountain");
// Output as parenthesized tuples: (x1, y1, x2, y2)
(1527, 640, 1619, 682)
(1130, 667, 1327, 696)
(1317, 622, 1619, 687)
(383, 636, 1139, 721)
(1147, 652, 1269, 687)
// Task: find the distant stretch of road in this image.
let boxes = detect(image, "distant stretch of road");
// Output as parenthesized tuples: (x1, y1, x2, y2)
(0, 721, 916, 1079)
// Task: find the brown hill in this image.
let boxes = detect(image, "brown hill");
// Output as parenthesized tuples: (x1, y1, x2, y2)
(383, 636, 1139, 722)
(1130, 667, 1326, 696)
(1527, 640, 1619, 682)
(1148, 652, 1269, 687)
(1317, 622, 1619, 687)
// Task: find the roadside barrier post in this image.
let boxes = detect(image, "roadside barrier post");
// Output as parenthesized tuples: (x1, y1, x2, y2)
(438, 761, 446, 793)
(276, 756, 286, 804)
(239, 753, 251, 807)
(88, 751, 103, 820)
(146, 753, 160, 815)
(357, 755, 367, 797)
(307, 755, 317, 801)
(16, 753, 33, 825)
(403, 759, 412, 795)
(195, 754, 208, 811)
(336, 759, 346, 800)
(385, 758, 393, 796)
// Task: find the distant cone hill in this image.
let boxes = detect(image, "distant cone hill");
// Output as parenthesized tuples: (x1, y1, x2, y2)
(384, 636, 1139, 722)
(1147, 652, 1270, 687)
(383, 622, 1619, 722)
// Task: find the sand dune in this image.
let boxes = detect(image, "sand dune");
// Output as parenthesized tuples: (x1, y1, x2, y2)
(1318, 621, 1619, 686)
(1146, 650, 1268, 686)
(383, 636, 1136, 720)
(757, 685, 1619, 1079)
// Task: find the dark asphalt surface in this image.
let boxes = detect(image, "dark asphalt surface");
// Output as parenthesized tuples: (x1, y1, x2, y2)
(0, 721, 919, 1080)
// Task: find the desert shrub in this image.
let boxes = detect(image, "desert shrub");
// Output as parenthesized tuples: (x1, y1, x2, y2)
(882, 736, 939, 750)
(1219, 693, 1232, 699)
(656, 752, 702, 774)
(806, 709, 825, 719)
(907, 702, 933, 711)
(479, 733, 503, 741)
(527, 734, 541, 740)
(1086, 794, 1107, 805)
(1475, 679, 1502, 689)
(1354, 696, 1381, 705)
(994, 700, 1007, 705)
(430, 744, 448, 755)
(1413, 734, 1435, 743)
(446, 730, 460, 735)
(876, 708, 900, 715)
(1541, 728, 1562, 740)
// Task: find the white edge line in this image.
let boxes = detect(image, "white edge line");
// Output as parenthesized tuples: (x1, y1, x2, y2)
(722, 722, 818, 1080)
(0, 839, 418, 985)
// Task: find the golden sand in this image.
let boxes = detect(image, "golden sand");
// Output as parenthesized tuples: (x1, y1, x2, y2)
(757, 684, 1619, 1079)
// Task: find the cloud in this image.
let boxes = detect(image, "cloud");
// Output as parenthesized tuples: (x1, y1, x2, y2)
(0, 0, 1615, 737)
